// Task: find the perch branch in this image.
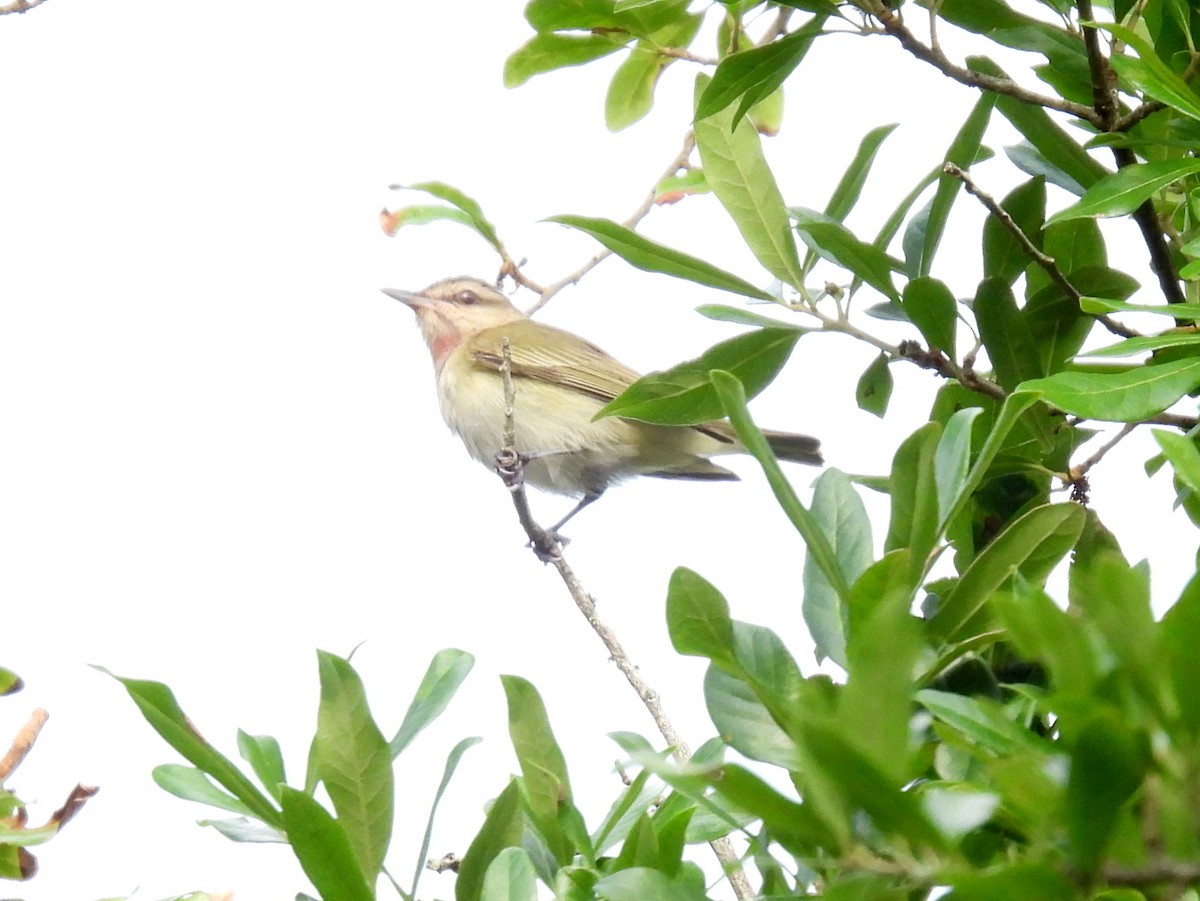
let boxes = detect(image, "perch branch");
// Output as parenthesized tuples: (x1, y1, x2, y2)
(493, 340, 754, 901)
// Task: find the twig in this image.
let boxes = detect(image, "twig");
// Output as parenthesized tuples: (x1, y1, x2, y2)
(869, 4, 1104, 127)
(0, 0, 50, 13)
(515, 131, 698, 316)
(492, 345, 754, 901)
(655, 46, 718, 65)
(1072, 0, 1187, 306)
(0, 708, 48, 780)
(1116, 52, 1200, 131)
(495, 339, 558, 562)
(1077, 0, 1118, 129)
(944, 162, 1138, 339)
(1066, 422, 1136, 501)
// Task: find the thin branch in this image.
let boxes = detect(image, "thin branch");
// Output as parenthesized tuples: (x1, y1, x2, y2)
(655, 46, 718, 65)
(1077, 0, 1119, 128)
(869, 4, 1104, 127)
(0, 0, 50, 13)
(1066, 422, 1136, 502)
(511, 131, 697, 316)
(0, 708, 48, 780)
(1071, 0, 1187, 305)
(1113, 40, 1200, 131)
(944, 162, 1138, 339)
(493, 342, 754, 901)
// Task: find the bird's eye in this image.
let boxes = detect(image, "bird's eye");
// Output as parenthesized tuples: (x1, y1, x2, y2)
(456, 289, 479, 305)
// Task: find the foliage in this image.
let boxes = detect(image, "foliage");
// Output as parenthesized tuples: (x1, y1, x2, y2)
(125, 0, 1200, 899)
(0, 667, 96, 883)
(108, 649, 475, 901)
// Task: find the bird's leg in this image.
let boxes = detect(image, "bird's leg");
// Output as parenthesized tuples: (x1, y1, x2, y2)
(549, 489, 604, 537)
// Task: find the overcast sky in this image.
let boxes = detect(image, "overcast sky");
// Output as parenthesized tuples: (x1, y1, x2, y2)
(1, 2, 1191, 899)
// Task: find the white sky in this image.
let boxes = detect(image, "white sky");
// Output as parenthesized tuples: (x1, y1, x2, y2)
(1, 2, 1193, 899)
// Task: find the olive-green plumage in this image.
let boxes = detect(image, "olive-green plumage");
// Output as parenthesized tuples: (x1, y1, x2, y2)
(385, 276, 821, 524)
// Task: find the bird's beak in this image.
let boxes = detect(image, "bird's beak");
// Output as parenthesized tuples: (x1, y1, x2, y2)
(381, 288, 429, 310)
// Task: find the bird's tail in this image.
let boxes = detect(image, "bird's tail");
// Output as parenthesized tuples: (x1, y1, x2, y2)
(762, 429, 823, 465)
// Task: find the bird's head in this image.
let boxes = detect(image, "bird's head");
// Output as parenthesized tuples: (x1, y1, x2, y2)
(383, 277, 526, 370)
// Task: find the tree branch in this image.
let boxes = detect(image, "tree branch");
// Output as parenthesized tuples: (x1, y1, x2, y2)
(944, 162, 1138, 339)
(492, 342, 754, 901)
(1073, 0, 1186, 306)
(868, 4, 1104, 127)
(0, 0, 50, 13)
(504, 132, 698, 316)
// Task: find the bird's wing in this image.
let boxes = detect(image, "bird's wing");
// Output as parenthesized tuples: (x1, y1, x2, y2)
(466, 319, 641, 403)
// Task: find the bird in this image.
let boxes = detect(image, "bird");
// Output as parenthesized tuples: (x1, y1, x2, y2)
(384, 276, 822, 532)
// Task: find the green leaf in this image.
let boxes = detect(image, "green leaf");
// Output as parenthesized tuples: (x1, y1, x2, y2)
(916, 689, 1049, 756)
(916, 92, 997, 276)
(982, 178, 1046, 285)
(710, 370, 849, 602)
(457, 779, 525, 901)
(855, 352, 893, 418)
(944, 861, 1074, 901)
(480, 847, 538, 901)
(802, 721, 944, 849)
(0, 668, 21, 695)
(1080, 297, 1200, 319)
(970, 57, 1108, 193)
(403, 181, 504, 252)
(547, 214, 777, 301)
(1154, 430, 1200, 493)
(410, 736, 482, 901)
(391, 648, 475, 757)
(591, 764, 658, 855)
(606, 45, 666, 131)
(703, 666, 803, 771)
(279, 785, 375, 901)
(696, 18, 825, 126)
(928, 503, 1086, 643)
(500, 675, 573, 863)
(802, 469, 874, 669)
(1097, 22, 1200, 123)
(885, 422, 942, 584)
(99, 668, 282, 827)
(695, 304, 791, 328)
(666, 567, 736, 669)
(941, 392, 1044, 536)
(1161, 573, 1200, 738)
(1047, 158, 1200, 224)
(593, 867, 707, 901)
(310, 651, 393, 883)
(523, 0, 622, 32)
(152, 764, 255, 817)
(709, 763, 836, 856)
(974, 278, 1044, 388)
(1017, 358, 1200, 421)
(1082, 332, 1200, 358)
(840, 551, 922, 783)
(792, 214, 902, 301)
(596, 327, 801, 424)
(504, 33, 623, 88)
(902, 276, 958, 355)
(823, 124, 899, 224)
(1066, 712, 1147, 874)
(238, 731, 286, 802)
(693, 74, 805, 288)
(935, 407, 984, 527)
(381, 204, 475, 233)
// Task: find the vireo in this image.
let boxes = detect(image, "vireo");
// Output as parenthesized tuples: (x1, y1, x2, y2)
(385, 277, 821, 530)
